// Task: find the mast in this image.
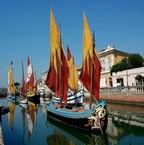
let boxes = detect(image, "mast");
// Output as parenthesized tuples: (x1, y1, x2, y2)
(59, 23, 63, 106)
(90, 31, 95, 109)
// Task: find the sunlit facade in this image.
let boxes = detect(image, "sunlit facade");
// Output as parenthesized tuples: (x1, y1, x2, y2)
(99, 45, 129, 87)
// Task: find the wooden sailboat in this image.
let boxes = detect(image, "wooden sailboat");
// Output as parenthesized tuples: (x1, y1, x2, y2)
(52, 46, 84, 106)
(19, 60, 28, 104)
(26, 57, 40, 103)
(7, 61, 19, 103)
(46, 10, 107, 132)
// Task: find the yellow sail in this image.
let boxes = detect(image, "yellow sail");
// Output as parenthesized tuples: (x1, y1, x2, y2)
(8, 62, 15, 95)
(50, 9, 61, 72)
(82, 13, 93, 64)
(79, 13, 101, 101)
(67, 46, 78, 91)
(83, 12, 99, 62)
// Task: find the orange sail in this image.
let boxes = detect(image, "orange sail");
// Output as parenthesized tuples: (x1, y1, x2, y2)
(79, 13, 101, 101)
(46, 9, 60, 92)
(8, 61, 15, 95)
(46, 9, 69, 103)
(59, 47, 69, 103)
(67, 46, 78, 91)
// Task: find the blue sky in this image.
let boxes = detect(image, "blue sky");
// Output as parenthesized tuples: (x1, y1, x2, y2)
(0, 0, 144, 88)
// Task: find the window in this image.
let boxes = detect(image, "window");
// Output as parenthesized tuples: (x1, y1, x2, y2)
(107, 57, 112, 69)
(100, 59, 106, 71)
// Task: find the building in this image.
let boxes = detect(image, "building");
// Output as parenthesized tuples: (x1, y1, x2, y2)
(37, 45, 143, 92)
(98, 45, 129, 87)
(112, 67, 144, 87)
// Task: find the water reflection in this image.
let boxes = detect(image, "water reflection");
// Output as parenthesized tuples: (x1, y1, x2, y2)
(46, 116, 108, 145)
(27, 102, 38, 139)
(106, 106, 144, 145)
(7, 100, 39, 143)
(8, 100, 16, 130)
(1, 97, 144, 145)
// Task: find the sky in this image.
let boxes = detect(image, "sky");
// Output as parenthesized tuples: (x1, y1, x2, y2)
(0, 0, 144, 88)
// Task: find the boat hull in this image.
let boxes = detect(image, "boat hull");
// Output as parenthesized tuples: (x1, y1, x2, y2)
(27, 93, 40, 105)
(19, 97, 28, 104)
(52, 90, 84, 106)
(46, 100, 107, 132)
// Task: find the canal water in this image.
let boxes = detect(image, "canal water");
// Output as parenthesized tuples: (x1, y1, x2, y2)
(1, 97, 144, 145)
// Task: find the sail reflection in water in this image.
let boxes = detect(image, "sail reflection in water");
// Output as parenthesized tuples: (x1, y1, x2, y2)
(1, 97, 144, 145)
(8, 100, 16, 130)
(27, 102, 38, 139)
(46, 116, 108, 145)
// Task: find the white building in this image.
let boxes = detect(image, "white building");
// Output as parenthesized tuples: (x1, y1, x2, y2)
(112, 67, 144, 87)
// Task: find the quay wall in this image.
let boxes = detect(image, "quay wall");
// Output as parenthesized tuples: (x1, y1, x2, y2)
(0, 106, 4, 145)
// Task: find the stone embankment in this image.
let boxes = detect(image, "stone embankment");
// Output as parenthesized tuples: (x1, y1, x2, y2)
(0, 105, 4, 145)
(100, 94, 144, 106)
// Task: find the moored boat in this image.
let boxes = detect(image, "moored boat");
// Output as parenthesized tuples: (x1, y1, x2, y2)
(7, 61, 19, 104)
(46, 10, 107, 133)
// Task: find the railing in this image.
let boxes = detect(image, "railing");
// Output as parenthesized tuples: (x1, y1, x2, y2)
(100, 85, 144, 96)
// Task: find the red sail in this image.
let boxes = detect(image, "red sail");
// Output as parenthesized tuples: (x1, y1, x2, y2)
(79, 54, 92, 95)
(60, 47, 69, 103)
(45, 62, 57, 93)
(79, 51, 101, 101)
(26, 57, 36, 92)
(93, 51, 101, 101)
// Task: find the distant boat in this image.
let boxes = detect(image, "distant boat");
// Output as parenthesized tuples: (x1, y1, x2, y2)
(19, 60, 28, 104)
(21, 57, 40, 104)
(46, 10, 107, 133)
(7, 61, 19, 103)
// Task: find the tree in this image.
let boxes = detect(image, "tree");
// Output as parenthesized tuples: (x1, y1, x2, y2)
(128, 53, 144, 68)
(110, 53, 144, 74)
(14, 82, 20, 87)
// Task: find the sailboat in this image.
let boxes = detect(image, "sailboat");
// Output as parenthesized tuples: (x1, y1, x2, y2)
(25, 57, 40, 104)
(7, 61, 19, 103)
(52, 46, 84, 106)
(46, 10, 107, 132)
(19, 60, 28, 104)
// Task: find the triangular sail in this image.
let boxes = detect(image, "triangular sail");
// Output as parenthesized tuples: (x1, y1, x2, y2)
(59, 47, 69, 103)
(45, 9, 69, 103)
(8, 61, 15, 95)
(79, 13, 101, 101)
(45, 9, 60, 92)
(26, 57, 36, 92)
(50, 9, 61, 71)
(67, 46, 78, 91)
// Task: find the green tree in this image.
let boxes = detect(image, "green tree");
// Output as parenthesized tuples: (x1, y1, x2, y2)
(14, 82, 20, 87)
(128, 53, 144, 68)
(110, 53, 144, 74)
